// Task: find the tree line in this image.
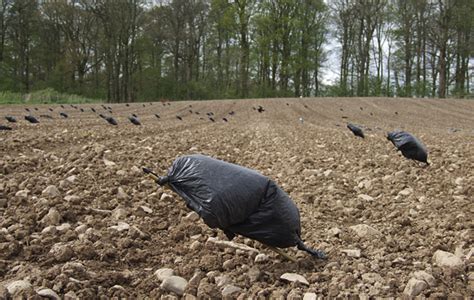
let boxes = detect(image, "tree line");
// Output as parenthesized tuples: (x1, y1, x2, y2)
(0, 0, 472, 102)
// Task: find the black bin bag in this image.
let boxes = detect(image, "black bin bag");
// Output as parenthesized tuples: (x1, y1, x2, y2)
(387, 131, 429, 164)
(157, 154, 325, 258)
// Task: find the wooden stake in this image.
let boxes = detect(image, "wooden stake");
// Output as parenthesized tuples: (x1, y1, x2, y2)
(267, 246, 297, 263)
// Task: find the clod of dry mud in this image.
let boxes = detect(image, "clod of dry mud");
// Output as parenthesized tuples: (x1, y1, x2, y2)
(1, 97, 473, 298)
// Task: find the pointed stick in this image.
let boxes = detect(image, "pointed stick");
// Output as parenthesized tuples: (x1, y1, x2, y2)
(267, 246, 297, 263)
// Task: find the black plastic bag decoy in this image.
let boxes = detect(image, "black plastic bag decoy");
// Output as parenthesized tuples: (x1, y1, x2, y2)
(5, 116, 17, 123)
(145, 155, 327, 261)
(105, 116, 118, 125)
(128, 116, 141, 125)
(387, 131, 429, 165)
(0, 125, 12, 130)
(25, 115, 39, 123)
(347, 123, 365, 138)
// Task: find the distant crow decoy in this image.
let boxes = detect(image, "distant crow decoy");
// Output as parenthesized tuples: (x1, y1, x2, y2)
(5, 116, 17, 123)
(99, 114, 106, 119)
(91, 108, 96, 113)
(128, 116, 141, 125)
(209, 117, 215, 122)
(126, 103, 130, 107)
(229, 111, 235, 116)
(223, 118, 228, 122)
(80, 108, 84, 112)
(0, 125, 12, 130)
(105, 116, 118, 125)
(347, 123, 365, 138)
(25, 108, 30, 112)
(387, 131, 429, 165)
(176, 116, 182, 121)
(132, 113, 138, 118)
(60, 112, 68, 118)
(155, 114, 160, 119)
(25, 115, 39, 123)
(49, 108, 54, 112)
(61, 105, 65, 109)
(257, 106, 265, 113)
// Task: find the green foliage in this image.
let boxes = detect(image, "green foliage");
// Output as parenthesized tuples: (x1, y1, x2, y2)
(0, 88, 99, 104)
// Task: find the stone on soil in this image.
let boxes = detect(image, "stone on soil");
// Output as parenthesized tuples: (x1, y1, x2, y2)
(280, 273, 309, 286)
(160, 276, 188, 296)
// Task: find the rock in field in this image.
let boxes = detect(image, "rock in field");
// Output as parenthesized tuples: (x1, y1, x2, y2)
(303, 293, 317, 300)
(433, 250, 464, 270)
(403, 278, 428, 297)
(341, 249, 361, 258)
(413, 270, 436, 287)
(155, 268, 174, 282)
(42, 185, 60, 198)
(37, 288, 61, 300)
(280, 273, 309, 286)
(160, 276, 188, 296)
(6, 280, 33, 296)
(221, 285, 241, 297)
(254, 253, 269, 263)
(349, 224, 381, 238)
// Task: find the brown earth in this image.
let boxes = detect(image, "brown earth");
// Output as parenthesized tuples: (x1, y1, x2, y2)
(0, 97, 473, 298)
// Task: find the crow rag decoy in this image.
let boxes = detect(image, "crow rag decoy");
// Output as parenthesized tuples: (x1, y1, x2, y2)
(347, 123, 365, 138)
(144, 155, 327, 262)
(387, 131, 429, 165)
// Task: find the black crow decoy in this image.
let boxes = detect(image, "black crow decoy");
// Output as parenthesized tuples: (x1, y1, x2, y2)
(60, 112, 68, 118)
(387, 131, 429, 165)
(91, 108, 96, 113)
(209, 117, 215, 122)
(105, 116, 118, 125)
(99, 114, 106, 119)
(257, 106, 265, 113)
(0, 125, 12, 130)
(25, 115, 39, 123)
(347, 123, 365, 138)
(5, 116, 17, 123)
(223, 118, 228, 122)
(128, 116, 141, 125)
(155, 114, 160, 119)
(132, 113, 138, 118)
(176, 116, 182, 121)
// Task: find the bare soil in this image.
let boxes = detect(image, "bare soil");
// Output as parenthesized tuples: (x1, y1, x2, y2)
(1, 97, 473, 298)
